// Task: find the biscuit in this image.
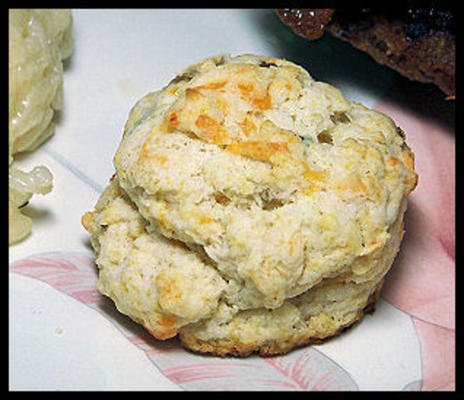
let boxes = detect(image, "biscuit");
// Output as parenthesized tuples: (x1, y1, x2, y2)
(83, 54, 417, 356)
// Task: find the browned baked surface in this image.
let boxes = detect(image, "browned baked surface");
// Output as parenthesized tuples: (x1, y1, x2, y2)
(276, 7, 455, 97)
(179, 280, 384, 357)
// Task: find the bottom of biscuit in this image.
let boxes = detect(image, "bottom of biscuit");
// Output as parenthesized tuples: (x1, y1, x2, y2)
(178, 279, 383, 357)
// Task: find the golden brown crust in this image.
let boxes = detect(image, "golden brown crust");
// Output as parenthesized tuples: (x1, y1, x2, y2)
(179, 280, 384, 357)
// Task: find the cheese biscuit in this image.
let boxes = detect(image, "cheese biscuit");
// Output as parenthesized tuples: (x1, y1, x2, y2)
(83, 54, 417, 356)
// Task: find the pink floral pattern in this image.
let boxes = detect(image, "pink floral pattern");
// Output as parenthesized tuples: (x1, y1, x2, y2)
(375, 99, 455, 391)
(10, 98, 454, 391)
(9, 93, 454, 391)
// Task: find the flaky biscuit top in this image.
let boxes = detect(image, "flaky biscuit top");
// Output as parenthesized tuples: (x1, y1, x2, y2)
(111, 54, 416, 312)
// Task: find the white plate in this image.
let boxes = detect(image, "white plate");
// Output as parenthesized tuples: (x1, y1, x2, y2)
(9, 9, 434, 391)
